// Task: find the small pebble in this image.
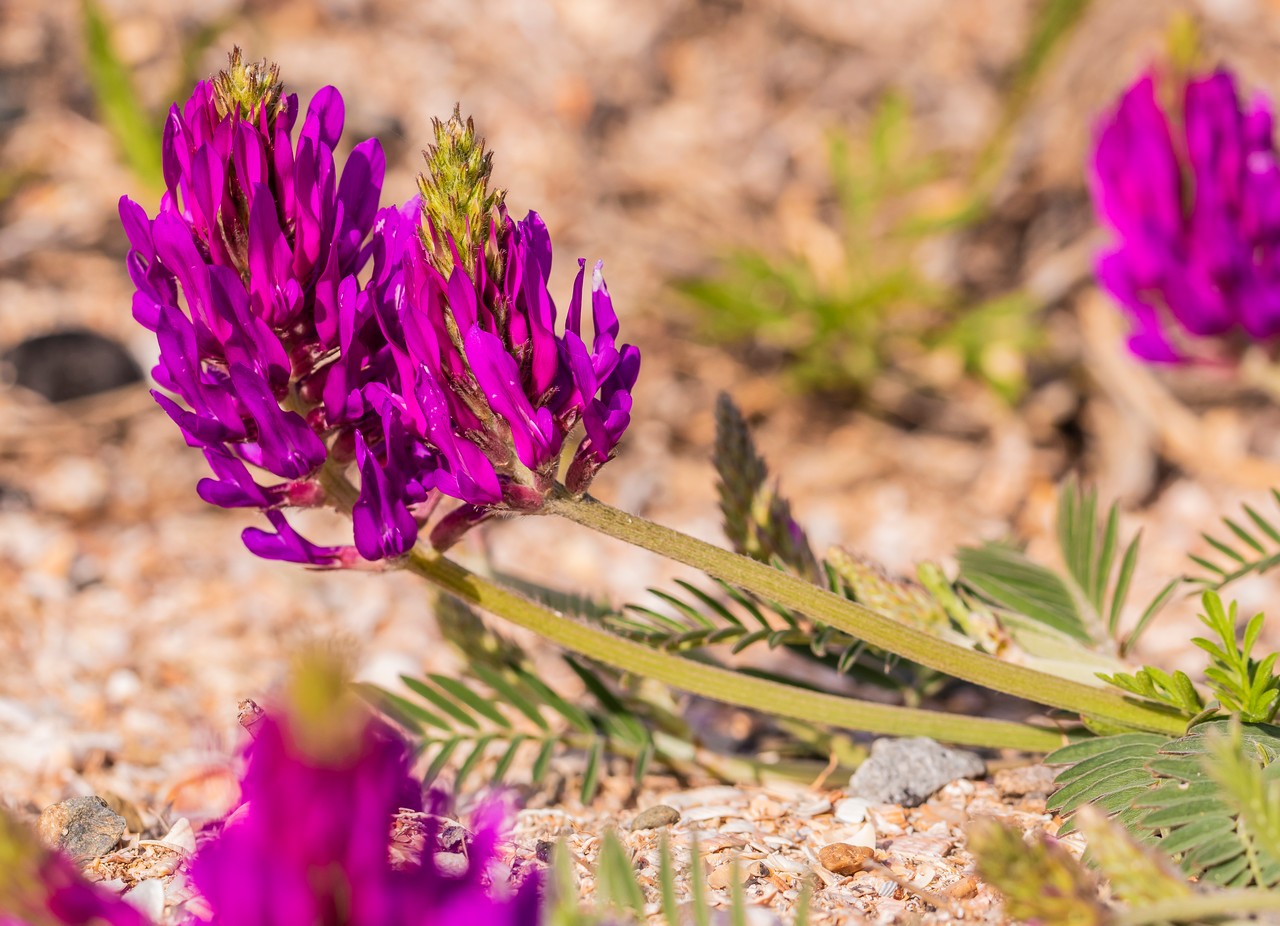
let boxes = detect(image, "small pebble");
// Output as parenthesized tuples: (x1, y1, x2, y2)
(2, 329, 142, 403)
(817, 842, 873, 876)
(99, 792, 144, 834)
(847, 738, 985, 807)
(630, 804, 680, 830)
(36, 796, 125, 860)
(434, 852, 468, 877)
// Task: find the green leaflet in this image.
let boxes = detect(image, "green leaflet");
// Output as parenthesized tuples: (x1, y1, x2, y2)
(1046, 719, 1280, 888)
(359, 657, 657, 803)
(1191, 489, 1280, 590)
(958, 480, 1177, 655)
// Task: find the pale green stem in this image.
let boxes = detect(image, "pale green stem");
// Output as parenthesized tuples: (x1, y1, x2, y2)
(543, 492, 1188, 736)
(1112, 890, 1280, 926)
(404, 548, 1062, 751)
(323, 460, 1061, 747)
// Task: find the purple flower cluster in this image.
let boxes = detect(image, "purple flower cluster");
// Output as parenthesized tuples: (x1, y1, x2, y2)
(190, 712, 539, 926)
(122, 53, 639, 564)
(366, 204, 641, 551)
(1092, 68, 1280, 362)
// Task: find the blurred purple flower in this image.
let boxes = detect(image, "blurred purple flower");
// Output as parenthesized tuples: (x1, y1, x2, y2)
(190, 710, 540, 926)
(1092, 68, 1280, 362)
(0, 684, 540, 926)
(0, 814, 151, 926)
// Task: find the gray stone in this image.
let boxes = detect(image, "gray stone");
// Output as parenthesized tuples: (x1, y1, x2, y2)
(36, 796, 126, 860)
(846, 737, 985, 807)
(630, 804, 681, 830)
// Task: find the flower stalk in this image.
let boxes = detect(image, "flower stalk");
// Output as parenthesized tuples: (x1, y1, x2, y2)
(403, 548, 1063, 751)
(542, 491, 1189, 736)
(325, 448, 1059, 750)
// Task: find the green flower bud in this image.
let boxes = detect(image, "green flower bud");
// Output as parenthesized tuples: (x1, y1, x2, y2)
(417, 106, 506, 278)
(213, 47, 285, 122)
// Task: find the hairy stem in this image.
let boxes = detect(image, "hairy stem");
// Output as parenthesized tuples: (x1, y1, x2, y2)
(1112, 890, 1280, 926)
(404, 549, 1063, 751)
(543, 492, 1187, 736)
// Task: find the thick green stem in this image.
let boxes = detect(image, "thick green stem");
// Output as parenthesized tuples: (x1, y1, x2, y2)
(1112, 890, 1280, 926)
(543, 493, 1187, 736)
(404, 549, 1063, 751)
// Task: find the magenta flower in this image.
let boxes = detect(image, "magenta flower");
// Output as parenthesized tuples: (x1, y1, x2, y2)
(0, 694, 540, 926)
(371, 200, 641, 548)
(190, 710, 540, 926)
(0, 814, 151, 926)
(121, 51, 385, 564)
(1092, 68, 1280, 362)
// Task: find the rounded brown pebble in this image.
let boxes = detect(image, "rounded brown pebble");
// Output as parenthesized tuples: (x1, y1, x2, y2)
(36, 796, 126, 861)
(818, 842, 873, 876)
(630, 804, 681, 830)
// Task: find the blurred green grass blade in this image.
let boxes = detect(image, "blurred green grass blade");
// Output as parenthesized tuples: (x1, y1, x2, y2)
(597, 831, 646, 918)
(82, 0, 164, 190)
(689, 829, 711, 926)
(659, 833, 680, 926)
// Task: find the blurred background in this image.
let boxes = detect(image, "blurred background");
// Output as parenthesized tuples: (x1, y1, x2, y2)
(4, 0, 1280, 813)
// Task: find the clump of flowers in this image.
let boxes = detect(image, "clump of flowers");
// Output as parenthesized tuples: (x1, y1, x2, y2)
(1091, 66, 1280, 363)
(121, 51, 639, 564)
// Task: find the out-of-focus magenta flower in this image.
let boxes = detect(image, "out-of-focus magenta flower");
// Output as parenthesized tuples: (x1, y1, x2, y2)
(1092, 67, 1280, 362)
(123, 54, 640, 561)
(190, 687, 540, 926)
(0, 662, 540, 926)
(0, 813, 151, 926)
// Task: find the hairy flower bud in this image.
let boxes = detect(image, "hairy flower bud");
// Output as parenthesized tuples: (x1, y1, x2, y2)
(212, 47, 285, 122)
(417, 106, 506, 280)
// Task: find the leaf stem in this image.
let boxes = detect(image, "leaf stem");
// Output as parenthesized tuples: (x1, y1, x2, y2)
(543, 492, 1188, 736)
(404, 549, 1063, 751)
(1111, 890, 1280, 926)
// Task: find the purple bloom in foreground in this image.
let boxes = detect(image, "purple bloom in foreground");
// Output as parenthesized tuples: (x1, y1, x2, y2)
(190, 698, 539, 926)
(123, 52, 639, 561)
(1092, 67, 1280, 362)
(0, 814, 151, 926)
(0, 668, 540, 926)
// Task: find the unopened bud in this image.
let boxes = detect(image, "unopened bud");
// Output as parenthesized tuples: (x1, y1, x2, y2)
(213, 47, 285, 121)
(417, 106, 506, 278)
